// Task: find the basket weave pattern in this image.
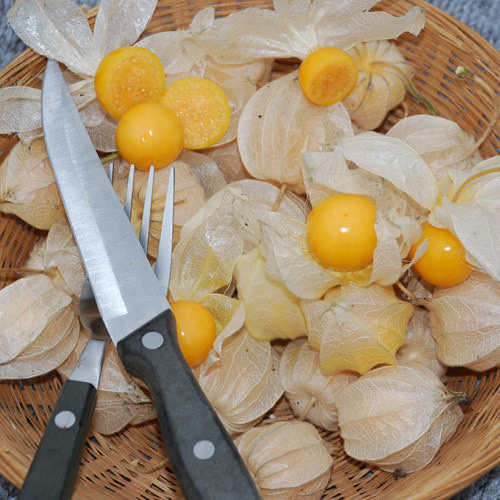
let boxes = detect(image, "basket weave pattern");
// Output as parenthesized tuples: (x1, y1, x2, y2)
(0, 1, 499, 498)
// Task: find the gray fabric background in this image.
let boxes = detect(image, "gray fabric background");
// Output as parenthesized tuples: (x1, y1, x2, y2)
(0, 0, 498, 498)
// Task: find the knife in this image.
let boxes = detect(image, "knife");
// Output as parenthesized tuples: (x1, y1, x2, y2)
(40, 59, 260, 500)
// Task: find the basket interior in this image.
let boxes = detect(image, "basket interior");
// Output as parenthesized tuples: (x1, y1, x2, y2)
(0, 1, 499, 499)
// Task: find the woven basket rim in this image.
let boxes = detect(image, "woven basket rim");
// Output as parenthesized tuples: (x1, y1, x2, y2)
(0, 1, 499, 499)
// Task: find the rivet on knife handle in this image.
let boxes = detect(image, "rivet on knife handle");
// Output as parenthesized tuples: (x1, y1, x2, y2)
(117, 309, 261, 500)
(17, 379, 98, 500)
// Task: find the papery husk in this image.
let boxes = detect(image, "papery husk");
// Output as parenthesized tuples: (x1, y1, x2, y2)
(234, 247, 308, 341)
(137, 7, 262, 147)
(426, 272, 500, 371)
(237, 70, 354, 194)
(337, 364, 467, 474)
(302, 282, 413, 374)
(190, 0, 425, 62)
(113, 162, 205, 257)
(396, 307, 447, 382)
(344, 40, 414, 130)
(57, 335, 155, 435)
(387, 114, 483, 177)
(3, 0, 157, 150)
(235, 420, 333, 500)
(179, 150, 227, 198)
(429, 158, 500, 282)
(26, 218, 85, 297)
(257, 212, 342, 300)
(0, 312, 80, 380)
(303, 147, 425, 286)
(331, 132, 439, 211)
(197, 328, 283, 436)
(280, 338, 358, 431)
(206, 139, 250, 183)
(168, 183, 249, 364)
(0, 219, 83, 378)
(0, 137, 64, 229)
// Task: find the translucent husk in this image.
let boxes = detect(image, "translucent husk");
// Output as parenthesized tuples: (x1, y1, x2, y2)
(302, 282, 414, 374)
(197, 329, 283, 436)
(0, 138, 64, 230)
(0, 219, 83, 379)
(343, 40, 417, 130)
(234, 248, 308, 342)
(426, 272, 500, 371)
(396, 307, 447, 382)
(336, 364, 469, 474)
(280, 338, 358, 431)
(235, 420, 333, 499)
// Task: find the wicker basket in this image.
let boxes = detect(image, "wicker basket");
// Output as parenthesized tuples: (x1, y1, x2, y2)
(0, 1, 499, 498)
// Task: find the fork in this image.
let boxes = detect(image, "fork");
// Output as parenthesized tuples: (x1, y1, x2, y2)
(19, 164, 174, 500)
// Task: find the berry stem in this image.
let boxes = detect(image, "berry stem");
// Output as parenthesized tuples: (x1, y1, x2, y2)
(272, 183, 288, 212)
(371, 61, 437, 116)
(100, 152, 120, 165)
(395, 280, 431, 308)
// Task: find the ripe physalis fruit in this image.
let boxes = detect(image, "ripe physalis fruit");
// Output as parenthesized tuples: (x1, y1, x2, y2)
(298, 47, 359, 106)
(170, 300, 217, 367)
(115, 102, 184, 171)
(307, 193, 377, 271)
(410, 222, 474, 287)
(160, 77, 231, 149)
(94, 46, 166, 119)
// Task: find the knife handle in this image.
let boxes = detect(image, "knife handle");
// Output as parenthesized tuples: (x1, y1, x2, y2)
(117, 308, 261, 500)
(18, 380, 97, 500)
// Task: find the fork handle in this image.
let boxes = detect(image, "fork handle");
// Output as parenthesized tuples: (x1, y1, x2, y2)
(18, 380, 97, 500)
(117, 308, 261, 500)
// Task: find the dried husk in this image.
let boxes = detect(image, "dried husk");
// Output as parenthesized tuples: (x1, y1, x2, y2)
(280, 338, 358, 431)
(0, 297, 78, 379)
(113, 162, 205, 257)
(302, 282, 414, 374)
(0, 219, 83, 378)
(206, 140, 250, 183)
(426, 272, 500, 371)
(303, 147, 425, 286)
(179, 150, 227, 199)
(396, 307, 447, 383)
(429, 158, 500, 282)
(337, 364, 467, 474)
(3, 0, 157, 149)
(235, 420, 333, 500)
(169, 184, 250, 364)
(234, 247, 308, 341)
(343, 40, 415, 130)
(237, 70, 354, 194)
(387, 114, 483, 177)
(191, 0, 425, 63)
(137, 7, 263, 147)
(197, 329, 283, 435)
(0, 138, 64, 229)
(58, 335, 155, 435)
(258, 212, 342, 300)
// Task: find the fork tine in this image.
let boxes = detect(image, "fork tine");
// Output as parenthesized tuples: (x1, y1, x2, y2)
(107, 162, 114, 183)
(139, 165, 155, 254)
(154, 167, 175, 297)
(124, 164, 135, 220)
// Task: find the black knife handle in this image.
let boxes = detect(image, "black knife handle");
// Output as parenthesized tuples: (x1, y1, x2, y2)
(18, 380, 96, 500)
(117, 308, 261, 500)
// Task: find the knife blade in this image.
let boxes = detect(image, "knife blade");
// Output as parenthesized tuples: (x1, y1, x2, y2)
(40, 59, 260, 500)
